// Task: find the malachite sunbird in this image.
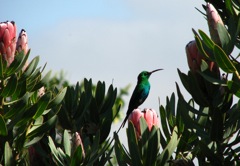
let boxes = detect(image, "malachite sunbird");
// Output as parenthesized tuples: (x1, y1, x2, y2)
(117, 69, 163, 133)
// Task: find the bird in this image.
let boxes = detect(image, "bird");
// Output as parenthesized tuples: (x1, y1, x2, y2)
(117, 69, 163, 133)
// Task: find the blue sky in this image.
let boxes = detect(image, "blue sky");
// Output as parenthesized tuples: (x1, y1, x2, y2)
(2, 1, 208, 133)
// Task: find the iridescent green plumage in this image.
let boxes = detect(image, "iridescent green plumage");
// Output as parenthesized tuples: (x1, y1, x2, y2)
(117, 69, 162, 133)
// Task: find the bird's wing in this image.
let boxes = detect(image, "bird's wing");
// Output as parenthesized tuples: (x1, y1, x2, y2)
(129, 85, 148, 109)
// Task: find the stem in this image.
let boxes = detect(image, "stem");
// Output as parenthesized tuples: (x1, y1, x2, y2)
(0, 79, 4, 114)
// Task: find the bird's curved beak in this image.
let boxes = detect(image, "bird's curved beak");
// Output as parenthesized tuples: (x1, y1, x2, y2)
(150, 69, 163, 74)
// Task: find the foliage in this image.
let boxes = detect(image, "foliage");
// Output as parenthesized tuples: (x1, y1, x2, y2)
(0, 50, 67, 165)
(175, 0, 240, 165)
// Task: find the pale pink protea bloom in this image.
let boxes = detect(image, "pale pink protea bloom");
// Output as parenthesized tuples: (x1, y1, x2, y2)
(37, 87, 45, 97)
(17, 29, 29, 55)
(72, 132, 85, 158)
(186, 40, 219, 74)
(185, 40, 202, 73)
(128, 108, 159, 138)
(0, 21, 17, 65)
(206, 3, 224, 45)
(17, 29, 29, 70)
(143, 108, 160, 130)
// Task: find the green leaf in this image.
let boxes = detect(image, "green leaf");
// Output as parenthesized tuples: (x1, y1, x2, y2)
(48, 87, 67, 109)
(225, 0, 235, 15)
(4, 92, 30, 119)
(214, 44, 236, 73)
(227, 80, 240, 97)
(48, 136, 65, 166)
(139, 117, 149, 162)
(63, 130, 71, 156)
(25, 68, 41, 92)
(160, 106, 170, 140)
(188, 72, 210, 106)
(74, 91, 91, 120)
(114, 132, 131, 165)
(198, 71, 226, 85)
(210, 110, 223, 141)
(27, 115, 57, 139)
(32, 70, 51, 91)
(100, 85, 117, 114)
(0, 114, 7, 136)
(22, 56, 39, 78)
(198, 29, 215, 49)
(4, 141, 13, 166)
(33, 92, 51, 120)
(217, 23, 234, 55)
(6, 50, 29, 76)
(195, 35, 211, 60)
(1, 74, 18, 97)
(58, 148, 68, 165)
(145, 126, 160, 166)
(100, 107, 113, 143)
(127, 122, 143, 166)
(24, 135, 44, 148)
(176, 84, 207, 138)
(71, 146, 83, 166)
(0, 56, 4, 78)
(95, 81, 105, 107)
(166, 93, 176, 128)
(177, 69, 190, 93)
(91, 130, 100, 153)
(159, 126, 180, 165)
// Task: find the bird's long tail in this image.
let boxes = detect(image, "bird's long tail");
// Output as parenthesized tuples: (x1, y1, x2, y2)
(116, 116, 128, 134)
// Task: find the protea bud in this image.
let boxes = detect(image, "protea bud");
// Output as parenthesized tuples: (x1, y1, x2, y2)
(206, 2, 224, 45)
(17, 29, 29, 55)
(38, 87, 45, 97)
(17, 29, 29, 70)
(185, 40, 219, 75)
(72, 132, 85, 159)
(0, 21, 17, 65)
(185, 40, 203, 73)
(128, 108, 160, 138)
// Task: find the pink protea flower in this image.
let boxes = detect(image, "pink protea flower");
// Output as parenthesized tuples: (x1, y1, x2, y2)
(143, 108, 160, 130)
(206, 2, 224, 45)
(72, 132, 85, 158)
(17, 29, 29, 70)
(17, 29, 29, 55)
(185, 40, 202, 73)
(0, 21, 17, 65)
(185, 40, 219, 74)
(38, 87, 45, 97)
(128, 108, 160, 138)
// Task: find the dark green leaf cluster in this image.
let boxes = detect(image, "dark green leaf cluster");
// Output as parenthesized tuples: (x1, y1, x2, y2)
(0, 50, 67, 165)
(174, 1, 240, 165)
(46, 79, 121, 165)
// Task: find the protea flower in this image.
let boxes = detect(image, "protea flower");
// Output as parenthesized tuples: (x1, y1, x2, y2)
(206, 2, 224, 46)
(185, 40, 202, 73)
(38, 87, 45, 97)
(17, 29, 29, 70)
(128, 108, 160, 138)
(17, 29, 29, 55)
(72, 132, 85, 158)
(0, 21, 17, 65)
(185, 40, 219, 75)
